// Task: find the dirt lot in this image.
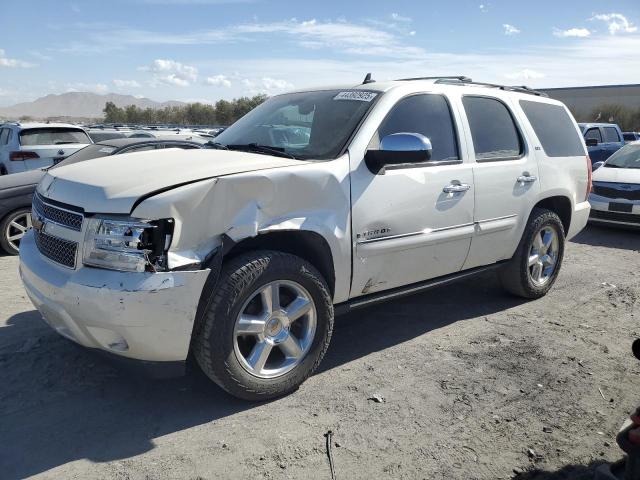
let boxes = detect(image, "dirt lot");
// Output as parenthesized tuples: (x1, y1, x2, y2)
(0, 225, 639, 480)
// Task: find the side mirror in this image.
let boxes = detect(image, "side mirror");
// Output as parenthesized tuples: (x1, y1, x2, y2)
(592, 161, 605, 171)
(365, 133, 432, 174)
(586, 138, 599, 147)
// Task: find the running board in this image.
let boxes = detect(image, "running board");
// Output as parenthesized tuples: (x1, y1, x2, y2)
(335, 262, 506, 315)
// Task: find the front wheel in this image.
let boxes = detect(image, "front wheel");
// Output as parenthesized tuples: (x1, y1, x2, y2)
(193, 250, 334, 401)
(499, 208, 565, 299)
(0, 207, 32, 255)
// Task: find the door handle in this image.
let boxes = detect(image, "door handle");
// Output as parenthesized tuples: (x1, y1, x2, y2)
(443, 182, 471, 193)
(517, 174, 537, 184)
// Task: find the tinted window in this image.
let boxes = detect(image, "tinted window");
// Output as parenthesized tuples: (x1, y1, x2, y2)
(88, 132, 126, 142)
(52, 144, 116, 168)
(584, 128, 602, 142)
(121, 145, 158, 153)
(371, 94, 459, 161)
(160, 143, 200, 149)
(603, 127, 621, 143)
(20, 128, 91, 146)
(462, 96, 522, 160)
(0, 128, 8, 145)
(519, 100, 585, 157)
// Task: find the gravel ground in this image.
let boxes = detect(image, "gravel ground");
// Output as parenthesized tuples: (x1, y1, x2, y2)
(0, 224, 638, 480)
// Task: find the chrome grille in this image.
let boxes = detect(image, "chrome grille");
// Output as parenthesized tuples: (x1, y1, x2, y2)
(32, 193, 83, 231)
(34, 229, 78, 268)
(592, 182, 640, 201)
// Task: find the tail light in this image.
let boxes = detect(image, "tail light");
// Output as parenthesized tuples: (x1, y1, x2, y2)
(585, 155, 593, 201)
(10, 151, 40, 161)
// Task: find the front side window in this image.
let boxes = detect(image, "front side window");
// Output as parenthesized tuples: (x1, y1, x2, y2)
(519, 100, 585, 157)
(214, 89, 379, 160)
(369, 94, 459, 161)
(603, 127, 621, 143)
(20, 128, 91, 146)
(584, 128, 602, 143)
(462, 96, 522, 161)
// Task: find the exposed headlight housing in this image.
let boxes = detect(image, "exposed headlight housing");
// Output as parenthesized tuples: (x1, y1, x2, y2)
(83, 217, 174, 272)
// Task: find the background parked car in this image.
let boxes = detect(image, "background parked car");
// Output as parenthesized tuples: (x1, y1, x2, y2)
(589, 141, 640, 228)
(0, 122, 93, 175)
(623, 132, 640, 143)
(579, 122, 626, 164)
(0, 137, 210, 254)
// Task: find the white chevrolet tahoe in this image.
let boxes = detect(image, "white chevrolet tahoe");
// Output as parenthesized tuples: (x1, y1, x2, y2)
(19, 77, 592, 400)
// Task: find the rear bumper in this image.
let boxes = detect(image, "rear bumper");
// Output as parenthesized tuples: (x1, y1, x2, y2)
(567, 201, 591, 239)
(19, 231, 210, 363)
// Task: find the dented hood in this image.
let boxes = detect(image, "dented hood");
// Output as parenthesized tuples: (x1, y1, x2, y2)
(38, 148, 307, 213)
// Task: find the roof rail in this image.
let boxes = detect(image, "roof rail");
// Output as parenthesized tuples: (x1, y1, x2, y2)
(434, 78, 548, 97)
(396, 76, 472, 82)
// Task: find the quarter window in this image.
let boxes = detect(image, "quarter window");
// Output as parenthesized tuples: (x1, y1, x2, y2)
(462, 96, 523, 161)
(371, 94, 459, 161)
(519, 100, 585, 157)
(584, 128, 602, 143)
(603, 127, 621, 143)
(0, 128, 8, 145)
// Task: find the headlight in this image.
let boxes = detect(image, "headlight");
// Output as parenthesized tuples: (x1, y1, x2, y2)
(83, 217, 174, 272)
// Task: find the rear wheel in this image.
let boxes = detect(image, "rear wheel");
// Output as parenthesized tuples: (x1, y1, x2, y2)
(194, 250, 334, 401)
(0, 207, 32, 255)
(499, 208, 565, 299)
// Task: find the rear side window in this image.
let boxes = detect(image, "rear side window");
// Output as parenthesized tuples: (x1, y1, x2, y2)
(372, 94, 459, 161)
(603, 127, 621, 143)
(519, 100, 585, 157)
(20, 128, 91, 146)
(0, 128, 8, 145)
(462, 96, 522, 161)
(584, 128, 602, 143)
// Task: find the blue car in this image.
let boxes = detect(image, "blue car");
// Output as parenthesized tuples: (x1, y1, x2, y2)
(579, 123, 625, 164)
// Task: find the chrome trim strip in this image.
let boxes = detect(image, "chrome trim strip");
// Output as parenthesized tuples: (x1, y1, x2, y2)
(476, 214, 518, 224)
(357, 231, 423, 244)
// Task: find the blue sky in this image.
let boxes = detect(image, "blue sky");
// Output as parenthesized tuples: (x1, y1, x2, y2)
(0, 0, 639, 106)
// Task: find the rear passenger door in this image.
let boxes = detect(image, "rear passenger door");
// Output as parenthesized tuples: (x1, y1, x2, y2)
(601, 126, 624, 160)
(461, 95, 540, 270)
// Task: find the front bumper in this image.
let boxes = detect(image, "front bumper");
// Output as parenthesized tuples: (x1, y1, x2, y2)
(588, 194, 640, 227)
(19, 231, 210, 363)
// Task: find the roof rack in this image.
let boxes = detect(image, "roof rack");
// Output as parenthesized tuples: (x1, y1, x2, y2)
(395, 76, 548, 97)
(396, 76, 472, 82)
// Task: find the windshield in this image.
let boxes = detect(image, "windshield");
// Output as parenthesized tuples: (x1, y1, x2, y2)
(214, 89, 380, 160)
(20, 128, 91, 146)
(605, 144, 640, 169)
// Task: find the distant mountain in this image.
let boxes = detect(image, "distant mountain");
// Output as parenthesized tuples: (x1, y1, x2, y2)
(0, 92, 186, 120)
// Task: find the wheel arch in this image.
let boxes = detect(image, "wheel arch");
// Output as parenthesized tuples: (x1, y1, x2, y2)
(224, 229, 336, 297)
(532, 195, 572, 235)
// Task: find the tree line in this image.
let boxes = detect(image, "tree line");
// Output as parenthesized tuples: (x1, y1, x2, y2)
(572, 104, 640, 131)
(102, 94, 268, 126)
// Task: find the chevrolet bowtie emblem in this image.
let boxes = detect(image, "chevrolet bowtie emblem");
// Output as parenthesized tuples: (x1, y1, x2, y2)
(31, 211, 45, 232)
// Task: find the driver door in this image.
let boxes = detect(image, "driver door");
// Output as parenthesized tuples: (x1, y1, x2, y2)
(349, 93, 475, 297)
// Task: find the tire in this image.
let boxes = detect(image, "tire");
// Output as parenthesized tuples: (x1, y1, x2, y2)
(0, 207, 32, 255)
(499, 208, 565, 299)
(193, 250, 334, 401)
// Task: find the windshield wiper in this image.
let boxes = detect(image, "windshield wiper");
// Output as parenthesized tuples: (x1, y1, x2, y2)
(604, 164, 622, 168)
(204, 141, 229, 150)
(226, 143, 297, 159)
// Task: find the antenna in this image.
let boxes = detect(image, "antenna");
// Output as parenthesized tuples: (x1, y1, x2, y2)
(362, 73, 375, 84)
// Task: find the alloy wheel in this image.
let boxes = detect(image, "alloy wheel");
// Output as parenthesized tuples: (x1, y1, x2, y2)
(5, 211, 32, 252)
(528, 226, 559, 286)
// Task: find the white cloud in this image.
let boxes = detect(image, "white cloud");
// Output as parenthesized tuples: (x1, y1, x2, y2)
(65, 82, 109, 93)
(205, 74, 232, 87)
(0, 49, 36, 68)
(479, 4, 489, 13)
(390, 13, 412, 23)
(241, 77, 294, 94)
(113, 79, 141, 88)
(141, 59, 198, 87)
(591, 13, 637, 35)
(503, 24, 520, 35)
(553, 27, 591, 38)
(504, 69, 545, 81)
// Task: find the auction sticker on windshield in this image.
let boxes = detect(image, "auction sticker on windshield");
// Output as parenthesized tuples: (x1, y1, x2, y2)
(333, 91, 378, 102)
